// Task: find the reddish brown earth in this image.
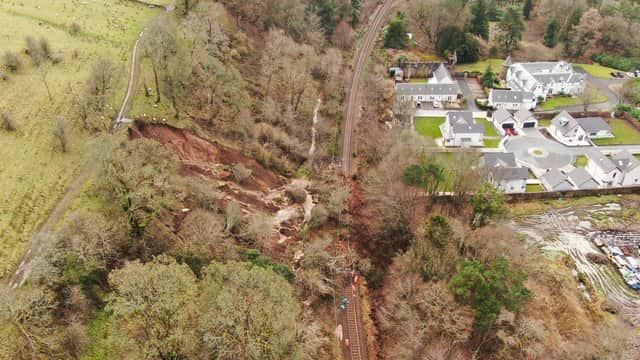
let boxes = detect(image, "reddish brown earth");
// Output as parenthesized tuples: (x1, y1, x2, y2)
(130, 121, 285, 194)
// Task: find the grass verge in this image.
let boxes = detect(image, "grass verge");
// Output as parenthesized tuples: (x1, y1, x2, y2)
(576, 64, 618, 79)
(526, 184, 545, 193)
(574, 155, 588, 167)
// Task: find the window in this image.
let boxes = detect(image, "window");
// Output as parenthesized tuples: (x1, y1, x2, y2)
(613, 172, 617, 178)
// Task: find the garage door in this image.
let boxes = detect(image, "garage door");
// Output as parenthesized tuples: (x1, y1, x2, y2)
(523, 122, 535, 128)
(502, 123, 514, 129)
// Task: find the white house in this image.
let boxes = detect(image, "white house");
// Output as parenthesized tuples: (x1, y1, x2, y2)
(481, 153, 528, 193)
(548, 111, 589, 146)
(396, 63, 461, 107)
(491, 108, 517, 135)
(576, 117, 613, 139)
(488, 89, 536, 110)
(611, 151, 640, 186)
(429, 63, 455, 84)
(506, 60, 586, 101)
(540, 169, 574, 191)
(567, 168, 599, 190)
(585, 151, 623, 187)
(513, 108, 538, 129)
(440, 111, 484, 147)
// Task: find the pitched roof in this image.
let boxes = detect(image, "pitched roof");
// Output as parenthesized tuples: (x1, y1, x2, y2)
(514, 108, 535, 123)
(490, 89, 529, 104)
(433, 63, 453, 83)
(491, 167, 529, 181)
(586, 151, 618, 173)
(447, 111, 484, 134)
(492, 108, 515, 125)
(551, 111, 580, 136)
(568, 168, 598, 189)
(576, 117, 611, 133)
(396, 83, 460, 96)
(483, 152, 517, 168)
(541, 169, 573, 191)
(611, 151, 640, 172)
(504, 55, 513, 67)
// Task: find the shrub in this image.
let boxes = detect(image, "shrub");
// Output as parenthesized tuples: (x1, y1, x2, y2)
(70, 22, 81, 35)
(0, 72, 8, 81)
(39, 37, 52, 59)
(3, 51, 22, 72)
(25, 36, 43, 64)
(52, 55, 63, 65)
(285, 185, 307, 203)
(231, 163, 252, 183)
(1, 111, 18, 132)
(591, 53, 640, 72)
(308, 204, 329, 228)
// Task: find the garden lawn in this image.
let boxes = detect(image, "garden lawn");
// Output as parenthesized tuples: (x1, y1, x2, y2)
(456, 58, 504, 73)
(574, 155, 588, 167)
(409, 78, 428, 83)
(526, 184, 545, 193)
(476, 118, 499, 137)
(593, 119, 640, 145)
(576, 64, 617, 79)
(484, 139, 501, 148)
(415, 117, 446, 138)
(538, 119, 552, 127)
(0, 1, 159, 280)
(539, 90, 607, 110)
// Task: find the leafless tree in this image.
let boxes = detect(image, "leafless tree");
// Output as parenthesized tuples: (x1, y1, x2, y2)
(52, 116, 70, 152)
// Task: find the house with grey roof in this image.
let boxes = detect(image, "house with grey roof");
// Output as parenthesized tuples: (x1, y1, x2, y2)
(548, 111, 589, 146)
(488, 89, 536, 111)
(491, 108, 516, 135)
(440, 111, 484, 147)
(567, 168, 599, 190)
(513, 108, 538, 129)
(505, 60, 585, 101)
(429, 63, 455, 85)
(481, 152, 518, 168)
(585, 150, 623, 187)
(395, 63, 461, 108)
(540, 169, 574, 191)
(612, 151, 640, 186)
(576, 117, 613, 139)
(481, 152, 528, 193)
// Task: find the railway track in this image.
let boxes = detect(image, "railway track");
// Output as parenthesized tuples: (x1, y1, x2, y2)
(341, 0, 396, 177)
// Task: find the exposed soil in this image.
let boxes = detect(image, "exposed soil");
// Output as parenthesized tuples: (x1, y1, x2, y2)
(130, 121, 285, 193)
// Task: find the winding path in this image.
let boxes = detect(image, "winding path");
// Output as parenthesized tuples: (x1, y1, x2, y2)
(341, 0, 396, 177)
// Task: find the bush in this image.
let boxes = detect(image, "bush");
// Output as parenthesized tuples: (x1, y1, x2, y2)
(52, 55, 63, 65)
(70, 22, 81, 35)
(0, 72, 8, 81)
(308, 204, 329, 228)
(231, 163, 252, 183)
(591, 53, 640, 72)
(3, 51, 22, 72)
(285, 185, 307, 203)
(1, 111, 17, 132)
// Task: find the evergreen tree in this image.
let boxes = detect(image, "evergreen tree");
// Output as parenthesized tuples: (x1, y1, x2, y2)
(496, 6, 525, 54)
(543, 19, 559, 47)
(469, 0, 490, 40)
(523, 0, 533, 20)
(482, 66, 495, 88)
(436, 26, 480, 63)
(383, 12, 409, 49)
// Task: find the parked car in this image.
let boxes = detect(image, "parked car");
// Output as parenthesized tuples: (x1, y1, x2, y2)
(610, 72, 624, 78)
(433, 100, 440, 108)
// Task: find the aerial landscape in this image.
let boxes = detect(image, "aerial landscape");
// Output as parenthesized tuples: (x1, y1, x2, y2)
(2, 0, 640, 359)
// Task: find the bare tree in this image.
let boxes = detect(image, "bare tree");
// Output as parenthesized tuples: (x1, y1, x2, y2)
(579, 83, 599, 113)
(87, 58, 118, 96)
(3, 51, 22, 72)
(1, 110, 17, 132)
(52, 116, 70, 152)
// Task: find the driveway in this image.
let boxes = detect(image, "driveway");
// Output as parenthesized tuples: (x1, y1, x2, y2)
(458, 79, 479, 111)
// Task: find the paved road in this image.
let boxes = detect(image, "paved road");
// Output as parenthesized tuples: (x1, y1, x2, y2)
(341, 0, 396, 177)
(545, 70, 625, 113)
(458, 79, 479, 111)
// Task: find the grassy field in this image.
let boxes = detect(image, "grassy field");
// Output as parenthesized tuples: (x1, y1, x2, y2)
(539, 91, 608, 111)
(415, 116, 446, 138)
(456, 58, 504, 73)
(593, 119, 640, 145)
(476, 118, 499, 137)
(574, 155, 588, 167)
(0, 1, 160, 278)
(576, 64, 618, 79)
